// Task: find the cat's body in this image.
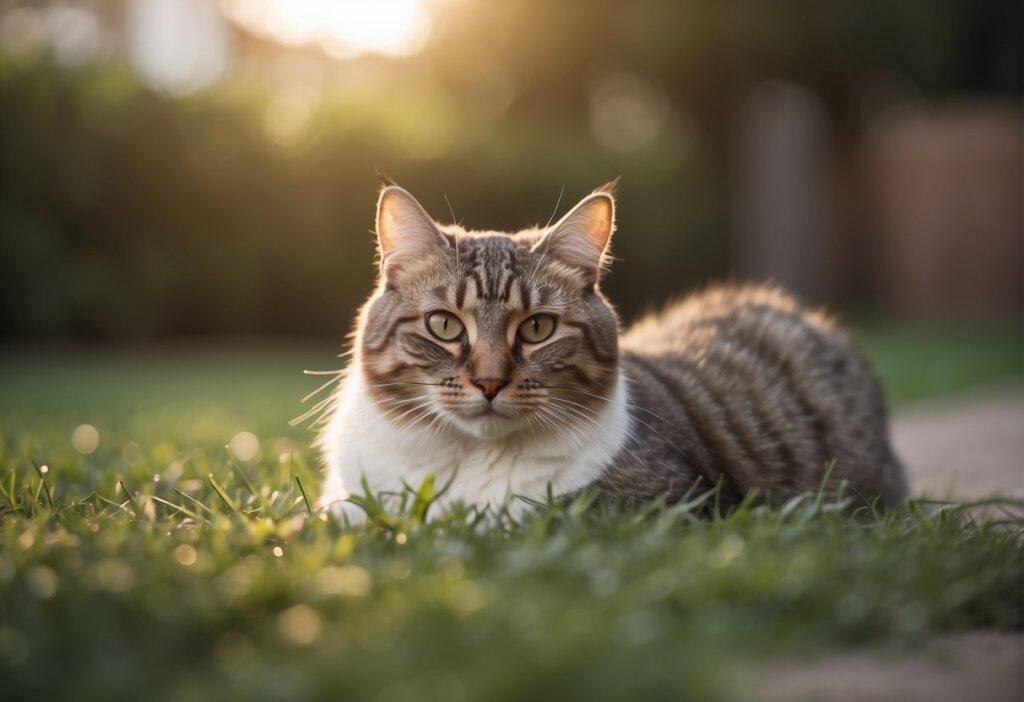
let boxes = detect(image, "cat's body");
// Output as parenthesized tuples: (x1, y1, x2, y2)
(598, 286, 906, 507)
(318, 184, 906, 522)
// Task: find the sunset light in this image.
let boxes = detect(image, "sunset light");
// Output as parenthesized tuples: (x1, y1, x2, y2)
(220, 0, 433, 59)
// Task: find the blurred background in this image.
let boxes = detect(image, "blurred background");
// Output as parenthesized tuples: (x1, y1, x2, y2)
(1, 0, 1020, 342)
(2, 6, 1022, 698)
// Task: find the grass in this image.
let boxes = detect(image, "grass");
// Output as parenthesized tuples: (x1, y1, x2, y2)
(854, 322, 1022, 406)
(0, 326, 1021, 701)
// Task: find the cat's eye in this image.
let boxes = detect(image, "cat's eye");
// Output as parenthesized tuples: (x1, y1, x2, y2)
(518, 314, 556, 343)
(426, 311, 464, 341)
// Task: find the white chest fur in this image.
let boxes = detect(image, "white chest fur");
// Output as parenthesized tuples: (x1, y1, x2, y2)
(317, 372, 630, 524)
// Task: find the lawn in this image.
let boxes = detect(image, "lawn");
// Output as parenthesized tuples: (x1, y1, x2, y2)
(0, 327, 1021, 701)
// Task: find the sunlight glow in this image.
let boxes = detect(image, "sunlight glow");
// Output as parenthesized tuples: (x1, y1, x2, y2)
(220, 0, 433, 59)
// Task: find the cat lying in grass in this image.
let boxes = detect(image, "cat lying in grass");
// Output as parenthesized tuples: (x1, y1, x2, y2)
(318, 182, 906, 523)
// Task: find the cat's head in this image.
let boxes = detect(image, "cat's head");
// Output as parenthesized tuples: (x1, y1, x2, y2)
(357, 184, 620, 441)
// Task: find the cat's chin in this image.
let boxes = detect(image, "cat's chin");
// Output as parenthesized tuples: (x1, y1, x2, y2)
(448, 411, 529, 441)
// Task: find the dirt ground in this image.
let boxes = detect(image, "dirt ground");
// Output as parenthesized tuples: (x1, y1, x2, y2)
(755, 386, 1024, 702)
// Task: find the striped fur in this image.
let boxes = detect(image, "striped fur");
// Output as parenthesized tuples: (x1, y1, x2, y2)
(600, 285, 907, 508)
(317, 185, 906, 521)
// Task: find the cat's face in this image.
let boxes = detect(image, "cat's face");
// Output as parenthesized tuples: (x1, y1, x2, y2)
(358, 185, 619, 441)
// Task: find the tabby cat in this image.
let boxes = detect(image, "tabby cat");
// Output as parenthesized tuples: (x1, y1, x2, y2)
(317, 183, 907, 523)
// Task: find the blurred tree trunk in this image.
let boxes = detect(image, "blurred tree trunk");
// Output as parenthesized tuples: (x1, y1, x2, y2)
(734, 82, 831, 305)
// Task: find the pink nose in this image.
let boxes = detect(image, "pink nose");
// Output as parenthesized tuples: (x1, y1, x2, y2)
(472, 377, 508, 401)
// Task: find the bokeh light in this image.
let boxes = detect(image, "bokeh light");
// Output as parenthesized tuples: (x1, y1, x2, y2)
(263, 90, 318, 146)
(26, 566, 58, 599)
(174, 545, 198, 566)
(312, 565, 373, 597)
(590, 72, 669, 153)
(220, 0, 433, 59)
(277, 604, 322, 646)
(71, 424, 100, 455)
(228, 431, 260, 462)
(0, 3, 104, 65)
(126, 0, 231, 93)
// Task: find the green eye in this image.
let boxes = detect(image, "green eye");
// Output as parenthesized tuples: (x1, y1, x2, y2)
(518, 314, 556, 343)
(426, 311, 464, 341)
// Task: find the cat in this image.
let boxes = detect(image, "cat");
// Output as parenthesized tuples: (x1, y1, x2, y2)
(316, 182, 907, 524)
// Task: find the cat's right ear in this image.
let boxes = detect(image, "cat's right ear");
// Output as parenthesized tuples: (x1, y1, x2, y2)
(375, 186, 449, 282)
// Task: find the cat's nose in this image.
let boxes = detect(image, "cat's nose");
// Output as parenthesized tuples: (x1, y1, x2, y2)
(472, 377, 508, 402)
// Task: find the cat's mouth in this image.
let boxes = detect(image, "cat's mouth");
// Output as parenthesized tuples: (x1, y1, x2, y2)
(447, 402, 526, 440)
(461, 403, 511, 419)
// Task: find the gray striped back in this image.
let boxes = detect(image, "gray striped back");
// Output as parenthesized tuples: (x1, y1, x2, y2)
(597, 285, 907, 508)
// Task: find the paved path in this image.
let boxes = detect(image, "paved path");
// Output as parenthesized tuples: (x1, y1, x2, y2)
(753, 631, 1023, 702)
(755, 386, 1024, 701)
(895, 385, 1024, 500)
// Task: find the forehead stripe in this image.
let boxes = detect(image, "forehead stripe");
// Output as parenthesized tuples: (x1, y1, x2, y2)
(470, 270, 485, 300)
(499, 272, 515, 302)
(519, 279, 532, 310)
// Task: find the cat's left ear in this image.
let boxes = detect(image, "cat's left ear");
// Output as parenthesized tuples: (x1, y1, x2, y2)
(533, 187, 616, 285)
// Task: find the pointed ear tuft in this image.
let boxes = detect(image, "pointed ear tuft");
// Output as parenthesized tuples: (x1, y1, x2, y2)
(375, 169, 398, 187)
(532, 190, 616, 285)
(593, 177, 620, 196)
(375, 186, 448, 281)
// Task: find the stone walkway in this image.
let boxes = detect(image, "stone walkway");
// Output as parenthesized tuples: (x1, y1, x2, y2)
(755, 386, 1024, 701)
